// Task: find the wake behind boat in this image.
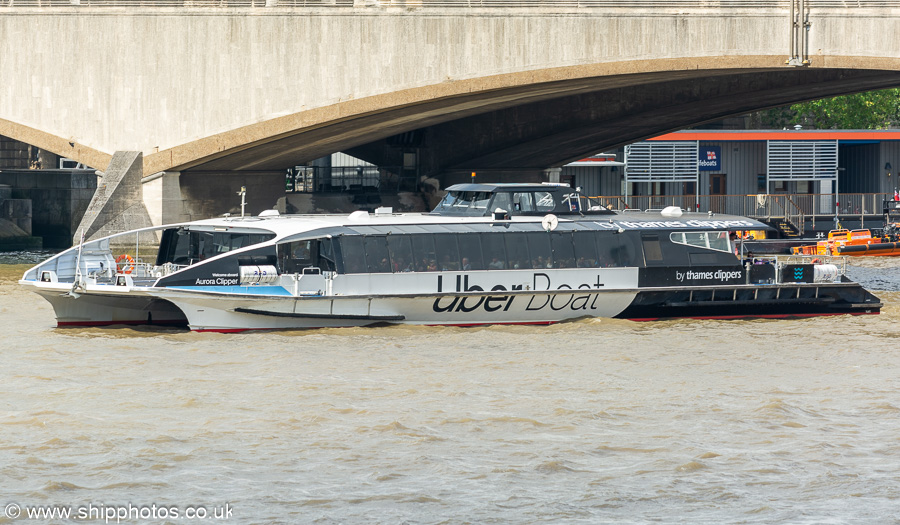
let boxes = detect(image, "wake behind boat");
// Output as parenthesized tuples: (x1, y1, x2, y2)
(20, 183, 882, 331)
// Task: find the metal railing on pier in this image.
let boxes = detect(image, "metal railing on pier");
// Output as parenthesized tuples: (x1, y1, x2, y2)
(599, 192, 891, 226)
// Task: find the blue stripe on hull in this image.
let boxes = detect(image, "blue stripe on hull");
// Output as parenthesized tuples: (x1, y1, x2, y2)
(167, 286, 294, 296)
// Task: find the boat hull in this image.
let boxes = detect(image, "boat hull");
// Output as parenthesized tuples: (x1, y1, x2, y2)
(31, 287, 188, 327)
(142, 282, 880, 332)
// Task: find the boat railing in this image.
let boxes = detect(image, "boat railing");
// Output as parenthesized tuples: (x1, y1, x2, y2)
(600, 193, 892, 223)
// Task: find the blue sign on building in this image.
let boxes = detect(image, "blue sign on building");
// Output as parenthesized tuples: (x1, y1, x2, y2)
(699, 145, 721, 171)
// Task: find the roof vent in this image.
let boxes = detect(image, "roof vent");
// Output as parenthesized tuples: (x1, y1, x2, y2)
(660, 206, 683, 218)
(349, 210, 370, 221)
(374, 206, 393, 215)
(259, 209, 280, 217)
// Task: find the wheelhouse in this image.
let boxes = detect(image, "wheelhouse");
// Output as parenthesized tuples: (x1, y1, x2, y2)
(431, 183, 616, 217)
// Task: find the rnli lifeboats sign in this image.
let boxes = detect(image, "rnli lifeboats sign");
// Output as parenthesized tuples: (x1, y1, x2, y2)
(699, 146, 721, 171)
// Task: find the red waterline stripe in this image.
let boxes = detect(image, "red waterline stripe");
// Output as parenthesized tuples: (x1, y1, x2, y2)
(193, 320, 559, 333)
(58, 320, 187, 327)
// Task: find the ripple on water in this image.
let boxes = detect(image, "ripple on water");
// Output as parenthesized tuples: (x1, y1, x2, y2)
(4, 260, 900, 522)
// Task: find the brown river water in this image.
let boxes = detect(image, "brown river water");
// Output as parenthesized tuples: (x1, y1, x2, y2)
(3, 255, 900, 524)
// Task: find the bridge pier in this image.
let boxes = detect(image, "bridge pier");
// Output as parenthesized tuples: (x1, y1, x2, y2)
(74, 151, 154, 244)
(142, 171, 191, 227)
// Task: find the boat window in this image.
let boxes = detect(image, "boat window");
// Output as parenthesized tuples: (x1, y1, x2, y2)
(156, 228, 275, 266)
(550, 232, 575, 269)
(410, 234, 437, 272)
(608, 235, 638, 267)
(573, 231, 599, 267)
(278, 240, 316, 274)
(528, 233, 553, 269)
(434, 191, 464, 211)
(471, 192, 492, 210)
(318, 238, 336, 272)
(432, 191, 494, 215)
(669, 231, 732, 253)
(482, 233, 507, 269)
(512, 192, 535, 213)
(642, 233, 664, 263)
(387, 235, 414, 272)
(335, 230, 645, 274)
(709, 231, 730, 252)
(340, 236, 367, 273)
(434, 234, 460, 271)
(504, 232, 532, 269)
(490, 193, 513, 214)
(535, 191, 556, 212)
(457, 233, 484, 270)
(364, 236, 391, 273)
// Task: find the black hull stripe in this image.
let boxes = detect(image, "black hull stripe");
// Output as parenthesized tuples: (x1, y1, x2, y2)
(233, 307, 405, 321)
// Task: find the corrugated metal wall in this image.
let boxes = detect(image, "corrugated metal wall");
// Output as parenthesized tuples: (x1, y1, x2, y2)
(562, 165, 622, 196)
(698, 141, 768, 196)
(564, 140, 897, 197)
(880, 141, 900, 194)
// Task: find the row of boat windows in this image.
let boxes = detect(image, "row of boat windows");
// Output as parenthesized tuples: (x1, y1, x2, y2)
(158, 230, 276, 266)
(669, 232, 733, 253)
(433, 190, 557, 215)
(312, 232, 642, 274)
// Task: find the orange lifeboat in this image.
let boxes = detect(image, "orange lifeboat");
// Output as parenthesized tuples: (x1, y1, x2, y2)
(792, 229, 900, 257)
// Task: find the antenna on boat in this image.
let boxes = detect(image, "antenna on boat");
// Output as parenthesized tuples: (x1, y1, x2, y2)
(237, 186, 247, 218)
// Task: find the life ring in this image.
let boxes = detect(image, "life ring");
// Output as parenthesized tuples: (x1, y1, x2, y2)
(115, 254, 135, 274)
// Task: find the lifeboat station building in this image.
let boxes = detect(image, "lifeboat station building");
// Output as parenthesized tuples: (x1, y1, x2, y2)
(562, 130, 900, 236)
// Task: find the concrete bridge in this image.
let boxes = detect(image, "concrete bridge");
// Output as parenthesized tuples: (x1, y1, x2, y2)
(2, 0, 900, 239)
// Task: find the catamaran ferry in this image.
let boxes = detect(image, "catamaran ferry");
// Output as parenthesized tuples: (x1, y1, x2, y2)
(20, 183, 882, 331)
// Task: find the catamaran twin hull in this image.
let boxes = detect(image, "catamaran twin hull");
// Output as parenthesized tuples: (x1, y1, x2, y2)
(25, 267, 880, 332)
(19, 182, 882, 332)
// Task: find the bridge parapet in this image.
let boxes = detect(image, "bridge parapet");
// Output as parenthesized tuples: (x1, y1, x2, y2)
(4, 0, 900, 7)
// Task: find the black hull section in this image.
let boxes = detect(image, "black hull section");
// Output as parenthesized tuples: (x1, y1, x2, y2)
(616, 284, 882, 320)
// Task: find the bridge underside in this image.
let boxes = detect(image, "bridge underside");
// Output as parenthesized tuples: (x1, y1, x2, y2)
(174, 64, 900, 185)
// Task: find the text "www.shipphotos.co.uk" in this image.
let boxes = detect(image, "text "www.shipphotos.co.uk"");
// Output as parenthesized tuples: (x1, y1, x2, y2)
(4, 502, 234, 523)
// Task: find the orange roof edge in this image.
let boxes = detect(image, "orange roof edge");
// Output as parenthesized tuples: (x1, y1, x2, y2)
(649, 131, 900, 142)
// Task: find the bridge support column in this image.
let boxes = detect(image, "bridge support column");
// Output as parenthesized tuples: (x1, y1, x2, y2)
(142, 171, 192, 226)
(74, 151, 153, 243)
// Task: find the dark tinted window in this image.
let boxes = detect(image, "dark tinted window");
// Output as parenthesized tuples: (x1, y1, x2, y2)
(482, 233, 507, 270)
(434, 234, 460, 271)
(550, 232, 575, 268)
(157, 229, 274, 266)
(364, 236, 391, 273)
(411, 234, 437, 272)
(599, 234, 637, 267)
(457, 234, 484, 270)
(318, 238, 336, 272)
(504, 232, 531, 269)
(573, 231, 599, 267)
(641, 233, 664, 264)
(278, 240, 315, 274)
(340, 236, 366, 273)
(387, 235, 414, 272)
(528, 233, 553, 269)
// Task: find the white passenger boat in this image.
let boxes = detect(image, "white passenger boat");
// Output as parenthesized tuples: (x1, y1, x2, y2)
(20, 183, 882, 332)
